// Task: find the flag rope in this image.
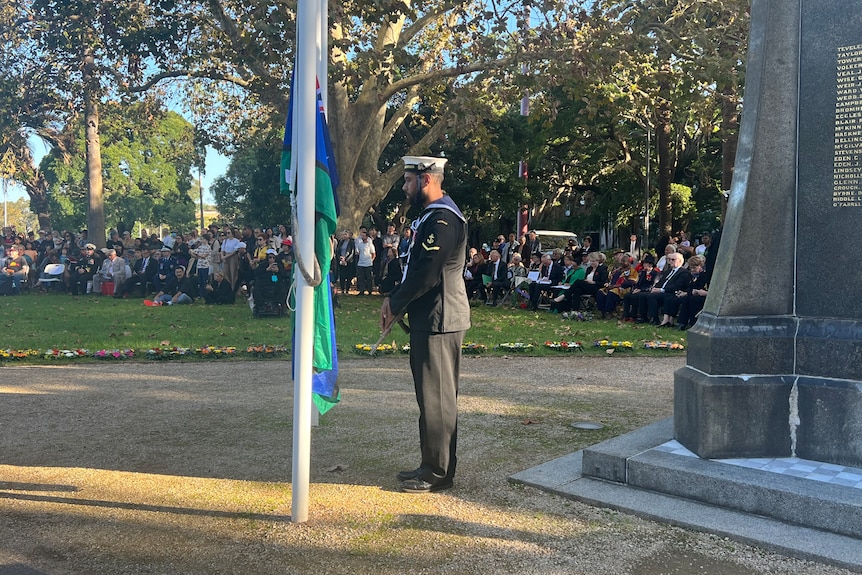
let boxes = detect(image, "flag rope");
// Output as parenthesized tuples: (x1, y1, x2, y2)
(289, 191, 323, 288)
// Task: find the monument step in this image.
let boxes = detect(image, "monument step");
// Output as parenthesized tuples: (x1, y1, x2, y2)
(580, 419, 862, 540)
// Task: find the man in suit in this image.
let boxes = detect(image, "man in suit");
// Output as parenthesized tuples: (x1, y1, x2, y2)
(528, 253, 565, 310)
(117, 246, 158, 297)
(519, 230, 541, 260)
(381, 155, 470, 494)
(625, 234, 642, 262)
(641, 252, 691, 324)
(500, 233, 519, 265)
(484, 249, 509, 306)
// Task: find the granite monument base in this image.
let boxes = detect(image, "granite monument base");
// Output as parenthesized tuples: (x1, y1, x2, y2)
(675, 313, 862, 468)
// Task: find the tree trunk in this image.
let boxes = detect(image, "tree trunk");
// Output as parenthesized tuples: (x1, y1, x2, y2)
(83, 54, 106, 248)
(655, 97, 673, 236)
(23, 174, 52, 232)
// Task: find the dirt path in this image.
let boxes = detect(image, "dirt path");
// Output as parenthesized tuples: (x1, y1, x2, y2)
(0, 357, 851, 575)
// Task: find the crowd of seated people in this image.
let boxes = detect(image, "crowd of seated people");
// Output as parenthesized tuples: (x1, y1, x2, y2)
(457, 229, 715, 330)
(0, 224, 294, 306)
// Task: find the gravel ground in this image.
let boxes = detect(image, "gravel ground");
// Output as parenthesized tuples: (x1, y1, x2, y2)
(0, 356, 855, 575)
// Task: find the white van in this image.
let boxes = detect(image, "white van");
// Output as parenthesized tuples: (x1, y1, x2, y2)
(533, 230, 580, 254)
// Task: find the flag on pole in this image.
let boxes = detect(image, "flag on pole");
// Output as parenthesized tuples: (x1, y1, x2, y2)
(281, 75, 341, 415)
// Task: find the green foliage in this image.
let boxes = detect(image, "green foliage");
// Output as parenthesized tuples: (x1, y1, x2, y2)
(209, 130, 292, 227)
(1, 198, 39, 233)
(40, 101, 198, 233)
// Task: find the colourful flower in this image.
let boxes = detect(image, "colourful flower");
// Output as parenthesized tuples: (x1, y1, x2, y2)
(544, 341, 583, 351)
(496, 342, 533, 351)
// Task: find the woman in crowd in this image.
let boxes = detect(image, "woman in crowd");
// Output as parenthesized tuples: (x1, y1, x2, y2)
(508, 253, 528, 287)
(564, 252, 609, 312)
(378, 247, 402, 295)
(549, 254, 586, 313)
(463, 252, 487, 301)
(203, 270, 236, 304)
(220, 227, 242, 291)
(655, 243, 678, 272)
(622, 255, 658, 321)
(172, 235, 191, 270)
(253, 234, 270, 261)
(190, 233, 213, 298)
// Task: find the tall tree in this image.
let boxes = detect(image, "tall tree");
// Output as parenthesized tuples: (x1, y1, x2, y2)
(581, 0, 748, 237)
(126, 0, 585, 231)
(3, 0, 187, 242)
(41, 101, 198, 233)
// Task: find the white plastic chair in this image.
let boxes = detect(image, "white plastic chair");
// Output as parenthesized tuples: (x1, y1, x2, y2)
(39, 263, 66, 290)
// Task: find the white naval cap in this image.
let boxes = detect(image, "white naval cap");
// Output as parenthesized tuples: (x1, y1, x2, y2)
(402, 155, 447, 174)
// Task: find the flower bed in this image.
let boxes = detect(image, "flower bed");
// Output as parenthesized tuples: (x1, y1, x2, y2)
(93, 349, 135, 360)
(593, 340, 634, 349)
(544, 341, 583, 351)
(644, 340, 685, 350)
(0, 345, 290, 363)
(496, 342, 533, 352)
(354, 343, 397, 354)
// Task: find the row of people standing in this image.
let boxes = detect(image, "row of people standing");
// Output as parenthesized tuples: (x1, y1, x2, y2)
(333, 225, 409, 295)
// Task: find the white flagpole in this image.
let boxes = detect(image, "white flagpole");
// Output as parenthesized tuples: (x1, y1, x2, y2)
(291, 0, 320, 524)
(318, 0, 328, 116)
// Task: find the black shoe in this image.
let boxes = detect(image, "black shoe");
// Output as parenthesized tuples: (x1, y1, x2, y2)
(396, 467, 423, 481)
(635, 318, 646, 324)
(399, 477, 453, 494)
(679, 324, 690, 331)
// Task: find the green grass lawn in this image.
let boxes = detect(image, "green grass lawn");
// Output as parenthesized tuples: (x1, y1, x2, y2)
(0, 292, 688, 360)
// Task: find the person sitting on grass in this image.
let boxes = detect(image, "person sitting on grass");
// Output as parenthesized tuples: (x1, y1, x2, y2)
(0, 245, 28, 295)
(203, 270, 236, 305)
(149, 266, 196, 306)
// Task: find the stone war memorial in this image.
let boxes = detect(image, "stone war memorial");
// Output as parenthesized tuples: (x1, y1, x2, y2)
(514, 0, 862, 568)
(675, 0, 862, 468)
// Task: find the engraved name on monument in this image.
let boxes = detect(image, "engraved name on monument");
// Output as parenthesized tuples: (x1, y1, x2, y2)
(833, 43, 862, 207)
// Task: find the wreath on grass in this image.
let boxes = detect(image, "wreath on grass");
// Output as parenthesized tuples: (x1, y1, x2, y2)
(544, 341, 583, 351)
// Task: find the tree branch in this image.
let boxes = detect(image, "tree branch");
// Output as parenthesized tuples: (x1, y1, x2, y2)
(379, 85, 421, 156)
(124, 68, 253, 93)
(378, 114, 449, 193)
(378, 50, 561, 103)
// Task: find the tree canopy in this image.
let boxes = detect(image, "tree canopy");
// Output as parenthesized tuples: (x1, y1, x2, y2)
(2, 0, 749, 247)
(40, 101, 198, 233)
